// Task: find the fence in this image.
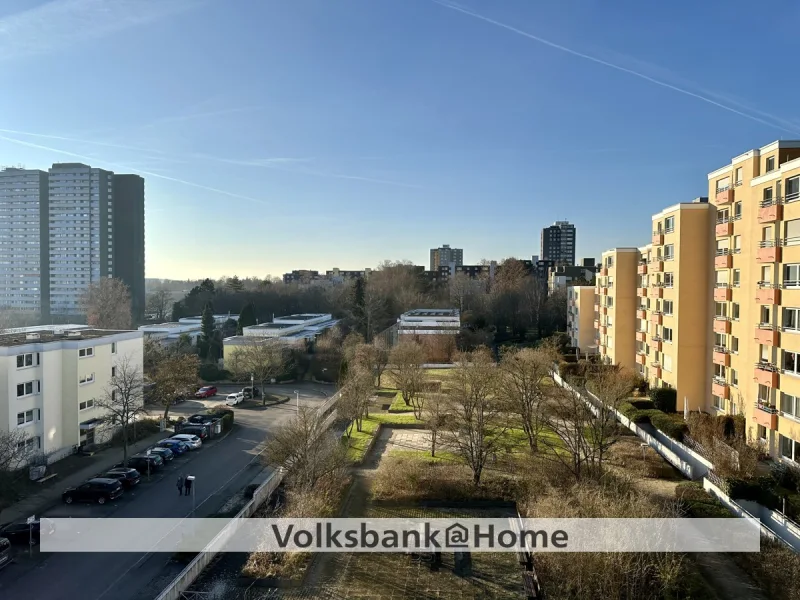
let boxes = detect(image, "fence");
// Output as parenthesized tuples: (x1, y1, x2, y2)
(155, 391, 342, 600)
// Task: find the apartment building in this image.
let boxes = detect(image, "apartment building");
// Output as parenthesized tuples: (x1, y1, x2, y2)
(541, 221, 576, 266)
(567, 286, 596, 353)
(596, 249, 638, 370)
(430, 245, 464, 272)
(0, 326, 143, 462)
(642, 201, 714, 412)
(708, 140, 800, 460)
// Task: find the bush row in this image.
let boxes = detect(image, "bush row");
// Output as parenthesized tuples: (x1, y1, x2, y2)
(675, 482, 733, 518)
(617, 401, 687, 442)
(649, 387, 677, 412)
(728, 475, 800, 522)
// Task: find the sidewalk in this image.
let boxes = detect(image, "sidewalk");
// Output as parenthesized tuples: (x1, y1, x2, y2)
(2, 431, 167, 523)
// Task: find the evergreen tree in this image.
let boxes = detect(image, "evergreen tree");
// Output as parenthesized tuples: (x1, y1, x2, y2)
(352, 276, 366, 334)
(237, 302, 257, 335)
(201, 302, 215, 342)
(226, 275, 244, 293)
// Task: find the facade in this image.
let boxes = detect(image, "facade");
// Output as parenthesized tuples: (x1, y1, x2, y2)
(596, 249, 639, 370)
(640, 201, 714, 412)
(138, 314, 237, 345)
(548, 264, 597, 293)
(282, 270, 322, 285)
(325, 268, 371, 284)
(540, 221, 576, 266)
(397, 309, 461, 336)
(112, 175, 146, 323)
(707, 140, 800, 460)
(567, 286, 596, 352)
(223, 313, 338, 364)
(0, 169, 49, 316)
(429, 244, 463, 272)
(0, 326, 143, 461)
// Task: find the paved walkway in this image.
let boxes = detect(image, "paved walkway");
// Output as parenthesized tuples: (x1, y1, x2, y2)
(2, 431, 166, 523)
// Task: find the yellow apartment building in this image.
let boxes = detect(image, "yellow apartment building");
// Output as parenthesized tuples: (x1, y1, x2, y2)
(567, 286, 596, 353)
(645, 201, 715, 412)
(596, 249, 639, 371)
(708, 140, 800, 460)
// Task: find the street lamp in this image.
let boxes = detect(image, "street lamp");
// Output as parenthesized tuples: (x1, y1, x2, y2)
(251, 373, 254, 394)
(186, 475, 196, 517)
(294, 390, 299, 413)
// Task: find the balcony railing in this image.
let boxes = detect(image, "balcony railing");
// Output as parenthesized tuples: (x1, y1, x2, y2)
(759, 239, 780, 248)
(715, 248, 730, 256)
(651, 361, 661, 368)
(651, 335, 662, 342)
(716, 217, 730, 225)
(714, 345, 729, 354)
(760, 197, 782, 208)
(783, 281, 800, 289)
(758, 281, 779, 289)
(755, 402, 778, 414)
(714, 282, 730, 288)
(755, 361, 779, 372)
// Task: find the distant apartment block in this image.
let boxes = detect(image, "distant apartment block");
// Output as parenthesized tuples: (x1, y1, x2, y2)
(596, 249, 639, 371)
(0, 326, 143, 461)
(548, 264, 597, 293)
(282, 270, 322, 285)
(567, 286, 596, 353)
(429, 244, 463, 272)
(541, 221, 576, 266)
(0, 163, 145, 321)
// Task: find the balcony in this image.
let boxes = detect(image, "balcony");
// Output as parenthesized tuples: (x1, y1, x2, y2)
(636, 353, 647, 366)
(712, 379, 729, 400)
(650, 260, 664, 273)
(754, 363, 779, 388)
(599, 326, 607, 335)
(636, 331, 647, 343)
(759, 201, 783, 224)
(713, 318, 731, 334)
(651, 312, 662, 325)
(638, 263, 648, 275)
(651, 337, 662, 352)
(599, 268, 608, 277)
(637, 287, 648, 297)
(757, 241, 782, 263)
(593, 319, 600, 329)
(651, 363, 662, 379)
(755, 325, 780, 346)
(713, 347, 730, 366)
(753, 403, 779, 430)
(637, 309, 647, 319)
(649, 287, 663, 299)
(602, 287, 608, 296)
(714, 251, 733, 268)
(652, 231, 664, 245)
(715, 188, 734, 205)
(715, 220, 733, 237)
(601, 306, 608, 315)
(713, 285, 732, 301)
(755, 284, 781, 305)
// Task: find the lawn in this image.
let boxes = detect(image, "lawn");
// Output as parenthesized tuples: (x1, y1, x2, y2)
(342, 413, 425, 462)
(388, 449, 463, 463)
(387, 391, 414, 413)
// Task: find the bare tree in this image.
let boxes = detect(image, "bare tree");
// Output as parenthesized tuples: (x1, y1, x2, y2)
(0, 430, 38, 518)
(81, 277, 132, 329)
(585, 367, 635, 473)
(424, 392, 447, 457)
(388, 340, 426, 409)
(542, 383, 594, 481)
(265, 407, 349, 492)
(151, 353, 200, 421)
(146, 287, 172, 321)
(339, 364, 374, 434)
(442, 348, 504, 485)
(94, 355, 145, 466)
(498, 348, 550, 452)
(227, 339, 290, 405)
(354, 340, 389, 387)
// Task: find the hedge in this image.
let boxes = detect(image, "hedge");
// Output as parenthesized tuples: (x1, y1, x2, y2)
(198, 363, 231, 382)
(650, 412, 688, 442)
(675, 482, 733, 518)
(649, 387, 677, 413)
(618, 402, 661, 424)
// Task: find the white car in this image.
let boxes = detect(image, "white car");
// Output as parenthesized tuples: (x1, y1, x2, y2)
(168, 434, 202, 449)
(226, 392, 244, 406)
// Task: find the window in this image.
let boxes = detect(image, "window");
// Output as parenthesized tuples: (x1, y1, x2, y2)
(782, 393, 800, 419)
(714, 364, 726, 379)
(764, 187, 774, 203)
(15, 353, 38, 368)
(731, 369, 738, 386)
(111, 366, 116, 377)
(757, 425, 767, 441)
(784, 350, 800, 375)
(787, 176, 800, 203)
(78, 347, 94, 358)
(734, 202, 742, 220)
(767, 156, 776, 172)
(605, 256, 614, 267)
(111, 342, 117, 354)
(714, 332, 725, 348)
(663, 300, 673, 315)
(663, 327, 673, 342)
(733, 236, 742, 253)
(732, 303, 740, 320)
(664, 244, 674, 260)
(716, 177, 730, 192)
(664, 216, 674, 233)
(732, 337, 739, 353)
(16, 436, 40, 453)
(663, 354, 673, 372)
(15, 381, 39, 397)
(735, 167, 743, 185)
(784, 308, 800, 331)
(780, 434, 800, 464)
(79, 373, 95, 385)
(79, 399, 95, 411)
(715, 302, 728, 318)
(786, 219, 800, 246)
(761, 305, 772, 325)
(733, 269, 741, 287)
(664, 273, 674, 287)
(717, 208, 729, 223)
(712, 395, 723, 410)
(785, 264, 800, 288)
(112, 389, 117, 403)
(16, 409, 40, 426)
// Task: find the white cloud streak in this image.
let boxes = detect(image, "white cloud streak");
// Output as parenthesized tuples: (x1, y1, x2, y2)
(0, 0, 197, 61)
(430, 0, 800, 136)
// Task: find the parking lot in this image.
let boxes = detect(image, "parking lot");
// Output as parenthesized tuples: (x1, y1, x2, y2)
(0, 382, 331, 600)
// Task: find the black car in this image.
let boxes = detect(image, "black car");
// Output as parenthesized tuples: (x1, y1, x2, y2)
(0, 518, 54, 545)
(242, 386, 261, 399)
(102, 468, 141, 489)
(178, 425, 208, 440)
(148, 447, 174, 462)
(120, 454, 164, 475)
(186, 414, 212, 426)
(62, 478, 124, 505)
(0, 537, 10, 570)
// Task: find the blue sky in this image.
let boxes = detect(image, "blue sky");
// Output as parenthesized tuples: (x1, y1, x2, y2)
(2, 0, 800, 279)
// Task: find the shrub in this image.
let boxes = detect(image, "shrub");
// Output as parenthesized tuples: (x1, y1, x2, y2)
(207, 407, 234, 431)
(198, 363, 231, 382)
(618, 402, 661, 424)
(728, 476, 777, 506)
(628, 400, 655, 410)
(650, 412, 688, 442)
(649, 387, 677, 413)
(632, 374, 649, 395)
(675, 482, 733, 518)
(559, 361, 585, 378)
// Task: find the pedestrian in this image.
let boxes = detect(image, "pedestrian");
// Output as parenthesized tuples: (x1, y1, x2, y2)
(184, 476, 192, 497)
(176, 474, 184, 496)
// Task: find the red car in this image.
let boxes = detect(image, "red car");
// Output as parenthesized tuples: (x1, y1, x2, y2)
(194, 386, 217, 398)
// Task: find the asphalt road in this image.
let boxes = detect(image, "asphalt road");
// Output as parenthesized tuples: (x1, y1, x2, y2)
(0, 383, 330, 600)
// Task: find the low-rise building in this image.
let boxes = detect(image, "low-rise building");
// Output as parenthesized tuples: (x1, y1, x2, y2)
(548, 264, 597, 293)
(0, 326, 144, 462)
(567, 286, 597, 353)
(397, 309, 461, 336)
(138, 314, 237, 345)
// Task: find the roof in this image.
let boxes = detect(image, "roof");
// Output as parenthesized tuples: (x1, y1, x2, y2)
(0, 328, 135, 347)
(247, 323, 294, 330)
(403, 309, 459, 317)
(278, 313, 327, 321)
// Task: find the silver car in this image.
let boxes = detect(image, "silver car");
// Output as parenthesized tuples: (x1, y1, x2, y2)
(168, 434, 202, 449)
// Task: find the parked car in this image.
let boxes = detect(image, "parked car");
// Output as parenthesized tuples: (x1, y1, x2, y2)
(242, 386, 261, 399)
(0, 537, 10, 570)
(101, 468, 141, 489)
(62, 478, 124, 505)
(121, 454, 164, 474)
(156, 439, 188, 455)
(148, 447, 174, 462)
(169, 433, 203, 449)
(226, 392, 244, 406)
(177, 426, 208, 440)
(195, 386, 217, 398)
(0, 518, 54, 545)
(186, 414, 213, 426)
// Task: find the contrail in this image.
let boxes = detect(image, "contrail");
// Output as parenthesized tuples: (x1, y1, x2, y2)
(0, 127, 167, 155)
(430, 0, 800, 136)
(0, 135, 272, 207)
